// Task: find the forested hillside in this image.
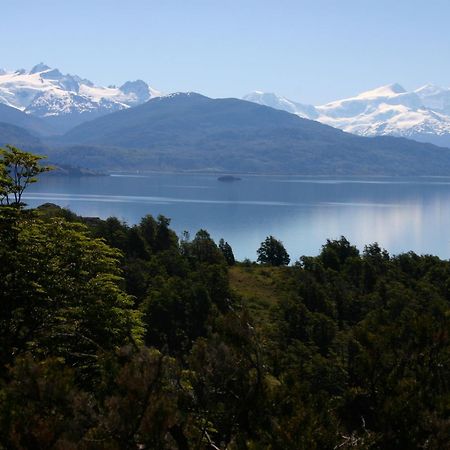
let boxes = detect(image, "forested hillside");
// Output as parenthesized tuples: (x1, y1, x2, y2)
(45, 93, 450, 175)
(1, 147, 449, 449)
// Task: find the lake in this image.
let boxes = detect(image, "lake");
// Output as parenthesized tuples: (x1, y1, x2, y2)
(24, 173, 450, 261)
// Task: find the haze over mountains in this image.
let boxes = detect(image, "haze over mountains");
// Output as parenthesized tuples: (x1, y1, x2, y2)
(1, 64, 450, 175)
(244, 84, 450, 147)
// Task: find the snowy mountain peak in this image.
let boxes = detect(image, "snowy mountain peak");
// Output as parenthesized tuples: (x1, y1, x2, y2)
(244, 91, 293, 106)
(243, 91, 318, 119)
(29, 63, 51, 74)
(164, 92, 203, 99)
(119, 80, 156, 105)
(412, 84, 450, 115)
(414, 84, 445, 96)
(120, 79, 147, 92)
(41, 68, 64, 80)
(0, 64, 162, 130)
(243, 83, 450, 147)
(356, 83, 406, 99)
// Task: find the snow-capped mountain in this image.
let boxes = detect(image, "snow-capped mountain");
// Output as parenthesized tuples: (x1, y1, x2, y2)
(0, 63, 161, 132)
(2, 63, 450, 147)
(244, 84, 450, 147)
(242, 92, 319, 119)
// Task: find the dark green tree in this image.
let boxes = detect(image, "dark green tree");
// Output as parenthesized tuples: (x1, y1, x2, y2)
(257, 235, 290, 266)
(319, 236, 359, 271)
(188, 229, 224, 265)
(219, 238, 236, 265)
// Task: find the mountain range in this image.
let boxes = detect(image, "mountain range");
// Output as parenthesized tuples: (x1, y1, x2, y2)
(1, 63, 450, 148)
(41, 93, 450, 175)
(244, 84, 450, 147)
(0, 63, 160, 132)
(1, 64, 450, 175)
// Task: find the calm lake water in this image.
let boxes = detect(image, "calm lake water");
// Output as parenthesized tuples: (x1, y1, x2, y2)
(24, 173, 450, 261)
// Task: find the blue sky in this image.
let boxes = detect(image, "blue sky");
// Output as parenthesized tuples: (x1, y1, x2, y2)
(2, 0, 449, 104)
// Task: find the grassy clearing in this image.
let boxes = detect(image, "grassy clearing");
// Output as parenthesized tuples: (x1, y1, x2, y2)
(229, 265, 292, 323)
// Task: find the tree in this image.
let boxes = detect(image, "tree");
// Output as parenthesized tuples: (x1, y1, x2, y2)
(219, 238, 236, 265)
(0, 216, 144, 377)
(187, 229, 224, 265)
(319, 236, 359, 271)
(257, 235, 290, 266)
(0, 145, 51, 206)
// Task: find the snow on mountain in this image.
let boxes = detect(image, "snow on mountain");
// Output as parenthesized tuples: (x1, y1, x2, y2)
(242, 91, 318, 119)
(353, 83, 407, 99)
(414, 84, 450, 116)
(2, 62, 450, 147)
(0, 63, 161, 131)
(26, 90, 125, 118)
(243, 83, 450, 147)
(317, 84, 423, 119)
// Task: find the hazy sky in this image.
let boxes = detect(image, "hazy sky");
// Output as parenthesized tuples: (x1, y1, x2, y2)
(2, 0, 449, 104)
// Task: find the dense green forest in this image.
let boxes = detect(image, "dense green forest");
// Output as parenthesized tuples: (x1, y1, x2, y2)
(1, 147, 449, 449)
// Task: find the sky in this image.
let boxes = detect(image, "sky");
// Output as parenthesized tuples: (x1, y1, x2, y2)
(2, 0, 450, 104)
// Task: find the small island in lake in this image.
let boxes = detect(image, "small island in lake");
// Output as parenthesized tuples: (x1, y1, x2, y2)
(217, 175, 242, 182)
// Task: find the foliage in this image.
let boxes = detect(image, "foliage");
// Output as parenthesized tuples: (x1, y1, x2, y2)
(0, 215, 144, 380)
(1, 150, 450, 448)
(257, 235, 290, 266)
(0, 145, 50, 206)
(219, 238, 236, 266)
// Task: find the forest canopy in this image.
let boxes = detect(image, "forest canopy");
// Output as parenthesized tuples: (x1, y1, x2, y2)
(0, 148, 449, 449)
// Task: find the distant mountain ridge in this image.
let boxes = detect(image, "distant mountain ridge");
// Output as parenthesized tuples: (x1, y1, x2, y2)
(243, 83, 450, 147)
(43, 92, 450, 176)
(1, 62, 450, 146)
(1, 64, 450, 175)
(0, 63, 161, 132)
(0, 122, 42, 148)
(0, 103, 56, 136)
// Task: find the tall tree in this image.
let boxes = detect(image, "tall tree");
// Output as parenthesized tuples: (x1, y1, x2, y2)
(257, 235, 290, 266)
(0, 217, 144, 375)
(0, 145, 50, 206)
(219, 238, 236, 265)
